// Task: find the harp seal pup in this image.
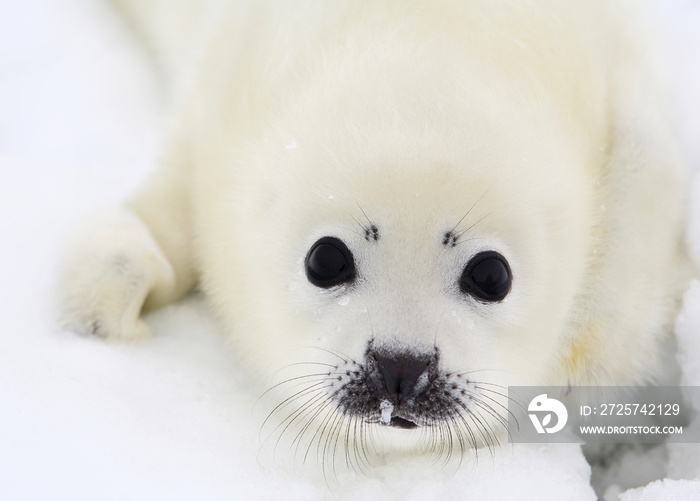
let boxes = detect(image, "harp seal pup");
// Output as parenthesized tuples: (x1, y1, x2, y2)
(59, 0, 691, 458)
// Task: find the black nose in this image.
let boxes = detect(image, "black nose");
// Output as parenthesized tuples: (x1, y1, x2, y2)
(374, 352, 431, 403)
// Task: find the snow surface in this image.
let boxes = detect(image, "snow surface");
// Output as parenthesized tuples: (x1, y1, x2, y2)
(0, 0, 698, 499)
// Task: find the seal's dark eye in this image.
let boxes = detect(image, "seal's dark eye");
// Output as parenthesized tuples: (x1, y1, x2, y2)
(459, 251, 512, 302)
(305, 237, 356, 288)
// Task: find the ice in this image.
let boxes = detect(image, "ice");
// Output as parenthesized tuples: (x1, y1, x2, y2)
(664, 282, 700, 483)
(0, 0, 699, 499)
(589, 444, 670, 500)
(619, 479, 700, 501)
(676, 282, 700, 390)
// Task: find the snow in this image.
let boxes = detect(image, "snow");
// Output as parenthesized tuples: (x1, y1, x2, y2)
(619, 479, 700, 501)
(0, 0, 698, 499)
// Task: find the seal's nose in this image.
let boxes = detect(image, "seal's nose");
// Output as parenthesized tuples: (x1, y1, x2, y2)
(374, 353, 431, 403)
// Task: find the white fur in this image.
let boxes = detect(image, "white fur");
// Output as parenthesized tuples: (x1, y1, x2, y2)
(60, 0, 691, 460)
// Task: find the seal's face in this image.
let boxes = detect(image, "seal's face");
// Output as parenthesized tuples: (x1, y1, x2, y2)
(209, 78, 597, 460)
(299, 211, 515, 435)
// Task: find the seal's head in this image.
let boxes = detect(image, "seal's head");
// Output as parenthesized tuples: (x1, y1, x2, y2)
(201, 55, 602, 462)
(195, 2, 687, 466)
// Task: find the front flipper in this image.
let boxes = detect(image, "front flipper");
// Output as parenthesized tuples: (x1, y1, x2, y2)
(58, 155, 196, 340)
(58, 208, 177, 339)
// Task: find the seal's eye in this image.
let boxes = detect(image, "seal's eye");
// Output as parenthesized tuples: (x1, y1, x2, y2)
(305, 237, 356, 288)
(459, 251, 512, 302)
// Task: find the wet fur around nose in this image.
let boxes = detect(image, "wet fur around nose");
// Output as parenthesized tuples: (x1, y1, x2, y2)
(328, 344, 501, 433)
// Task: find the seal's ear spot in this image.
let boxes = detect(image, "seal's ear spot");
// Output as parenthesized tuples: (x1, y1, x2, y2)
(459, 251, 512, 302)
(305, 237, 356, 288)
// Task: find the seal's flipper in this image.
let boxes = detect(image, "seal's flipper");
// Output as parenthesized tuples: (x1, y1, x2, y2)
(58, 161, 196, 340)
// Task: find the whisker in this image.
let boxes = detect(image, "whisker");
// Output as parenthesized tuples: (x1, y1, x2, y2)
(302, 400, 335, 466)
(448, 185, 492, 235)
(321, 405, 345, 485)
(330, 413, 348, 482)
(285, 361, 338, 369)
(440, 417, 455, 469)
(351, 414, 369, 474)
(472, 398, 515, 444)
(261, 382, 332, 438)
(455, 210, 495, 239)
(450, 415, 467, 470)
(308, 402, 338, 486)
(343, 412, 354, 472)
(454, 236, 488, 247)
(346, 212, 370, 240)
(474, 384, 527, 415)
(473, 385, 522, 428)
(304, 346, 356, 366)
(457, 400, 498, 458)
(453, 367, 513, 378)
(355, 202, 373, 227)
(468, 394, 509, 430)
(432, 305, 448, 349)
(273, 391, 329, 455)
(451, 408, 479, 465)
(359, 412, 375, 467)
(293, 399, 334, 458)
(258, 371, 337, 403)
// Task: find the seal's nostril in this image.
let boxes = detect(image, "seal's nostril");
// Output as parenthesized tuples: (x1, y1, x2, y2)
(374, 353, 431, 403)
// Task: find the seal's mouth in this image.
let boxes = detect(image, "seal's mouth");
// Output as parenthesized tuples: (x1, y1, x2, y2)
(389, 416, 418, 429)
